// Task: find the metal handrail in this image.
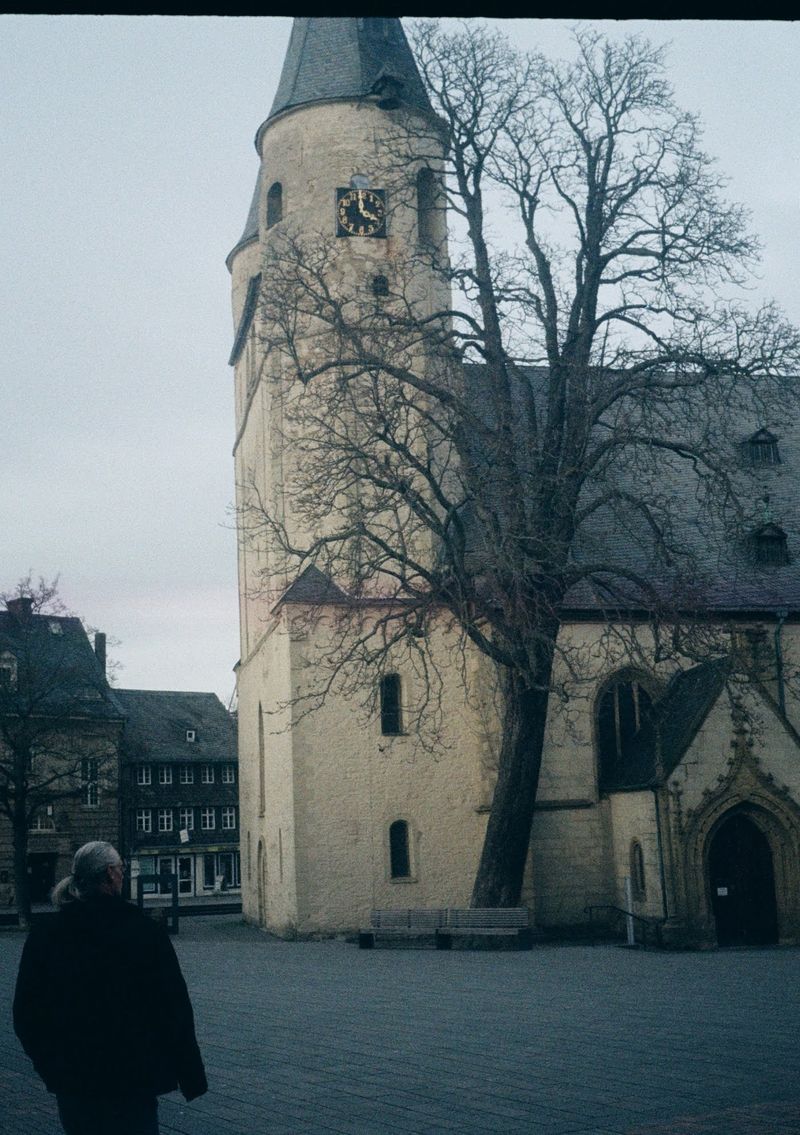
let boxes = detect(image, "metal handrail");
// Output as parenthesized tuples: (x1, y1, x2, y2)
(584, 904, 664, 949)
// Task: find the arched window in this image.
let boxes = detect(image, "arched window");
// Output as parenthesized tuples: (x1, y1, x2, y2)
(389, 820, 410, 878)
(380, 674, 403, 735)
(416, 168, 437, 246)
(630, 840, 646, 900)
(597, 675, 655, 792)
(266, 181, 283, 228)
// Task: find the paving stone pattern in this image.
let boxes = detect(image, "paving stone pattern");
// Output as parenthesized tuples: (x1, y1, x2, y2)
(1, 916, 799, 1134)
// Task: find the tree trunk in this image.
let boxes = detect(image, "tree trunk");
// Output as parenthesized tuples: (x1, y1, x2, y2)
(12, 810, 31, 930)
(470, 660, 553, 907)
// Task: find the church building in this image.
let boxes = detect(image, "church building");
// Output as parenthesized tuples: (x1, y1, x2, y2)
(228, 18, 800, 948)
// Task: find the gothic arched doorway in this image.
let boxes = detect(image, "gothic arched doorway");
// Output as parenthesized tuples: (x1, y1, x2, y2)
(708, 812, 778, 946)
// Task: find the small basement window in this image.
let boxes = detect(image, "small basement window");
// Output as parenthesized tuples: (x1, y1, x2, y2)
(746, 428, 781, 466)
(186, 730, 196, 743)
(372, 274, 389, 297)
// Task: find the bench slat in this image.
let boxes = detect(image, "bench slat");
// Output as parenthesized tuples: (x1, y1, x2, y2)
(447, 908, 529, 929)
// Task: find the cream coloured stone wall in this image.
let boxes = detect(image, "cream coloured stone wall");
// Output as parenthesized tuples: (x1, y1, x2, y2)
(607, 791, 665, 920)
(284, 608, 489, 933)
(237, 614, 299, 933)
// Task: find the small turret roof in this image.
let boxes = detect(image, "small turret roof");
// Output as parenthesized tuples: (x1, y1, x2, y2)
(264, 17, 433, 130)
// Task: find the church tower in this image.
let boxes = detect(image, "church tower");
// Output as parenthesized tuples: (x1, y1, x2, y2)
(228, 18, 467, 935)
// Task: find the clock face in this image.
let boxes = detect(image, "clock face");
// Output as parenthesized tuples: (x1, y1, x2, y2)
(336, 188, 387, 238)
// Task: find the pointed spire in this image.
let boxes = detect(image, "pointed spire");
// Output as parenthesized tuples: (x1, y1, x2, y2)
(262, 17, 433, 132)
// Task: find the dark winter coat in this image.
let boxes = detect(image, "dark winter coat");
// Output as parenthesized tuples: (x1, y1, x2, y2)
(13, 894, 208, 1101)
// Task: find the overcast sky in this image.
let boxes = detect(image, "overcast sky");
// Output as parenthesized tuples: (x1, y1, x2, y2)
(1, 16, 797, 706)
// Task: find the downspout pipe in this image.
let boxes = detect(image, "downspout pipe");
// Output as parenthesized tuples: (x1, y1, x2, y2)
(775, 608, 788, 718)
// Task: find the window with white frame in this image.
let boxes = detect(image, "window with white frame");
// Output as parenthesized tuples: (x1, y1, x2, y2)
(201, 765, 215, 784)
(136, 765, 152, 786)
(200, 807, 215, 831)
(158, 765, 173, 785)
(222, 764, 236, 785)
(29, 810, 55, 832)
(179, 807, 194, 831)
(179, 766, 194, 785)
(222, 806, 237, 830)
(158, 809, 173, 833)
(0, 651, 17, 690)
(81, 759, 99, 808)
(136, 809, 152, 833)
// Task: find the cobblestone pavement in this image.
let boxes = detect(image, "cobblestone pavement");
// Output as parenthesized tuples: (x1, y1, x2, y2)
(2, 915, 799, 1134)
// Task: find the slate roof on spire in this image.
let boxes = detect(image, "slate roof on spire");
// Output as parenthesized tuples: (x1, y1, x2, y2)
(264, 18, 434, 127)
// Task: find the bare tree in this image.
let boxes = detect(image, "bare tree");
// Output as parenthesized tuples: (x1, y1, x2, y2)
(239, 25, 800, 906)
(0, 577, 122, 926)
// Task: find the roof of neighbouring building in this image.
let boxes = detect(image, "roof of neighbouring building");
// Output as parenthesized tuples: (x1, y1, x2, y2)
(115, 689, 236, 764)
(0, 608, 125, 720)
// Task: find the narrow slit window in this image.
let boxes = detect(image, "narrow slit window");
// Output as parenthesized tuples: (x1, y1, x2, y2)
(380, 674, 402, 735)
(630, 840, 646, 900)
(416, 167, 437, 245)
(389, 820, 410, 878)
(267, 181, 283, 228)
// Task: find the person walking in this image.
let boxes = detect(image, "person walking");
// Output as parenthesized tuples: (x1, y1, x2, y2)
(13, 840, 207, 1135)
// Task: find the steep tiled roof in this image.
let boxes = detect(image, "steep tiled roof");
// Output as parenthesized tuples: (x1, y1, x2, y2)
(265, 18, 433, 128)
(462, 363, 800, 614)
(277, 564, 351, 607)
(226, 166, 262, 271)
(115, 689, 235, 765)
(604, 659, 730, 791)
(0, 610, 124, 720)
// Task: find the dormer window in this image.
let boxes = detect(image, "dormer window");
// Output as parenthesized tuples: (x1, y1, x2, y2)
(48, 620, 63, 635)
(186, 730, 196, 743)
(752, 523, 790, 566)
(747, 429, 781, 466)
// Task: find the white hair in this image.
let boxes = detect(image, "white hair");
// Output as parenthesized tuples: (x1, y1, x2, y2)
(51, 841, 122, 907)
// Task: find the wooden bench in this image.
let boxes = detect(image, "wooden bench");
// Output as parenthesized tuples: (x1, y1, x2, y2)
(437, 908, 532, 950)
(358, 907, 532, 950)
(358, 908, 447, 949)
